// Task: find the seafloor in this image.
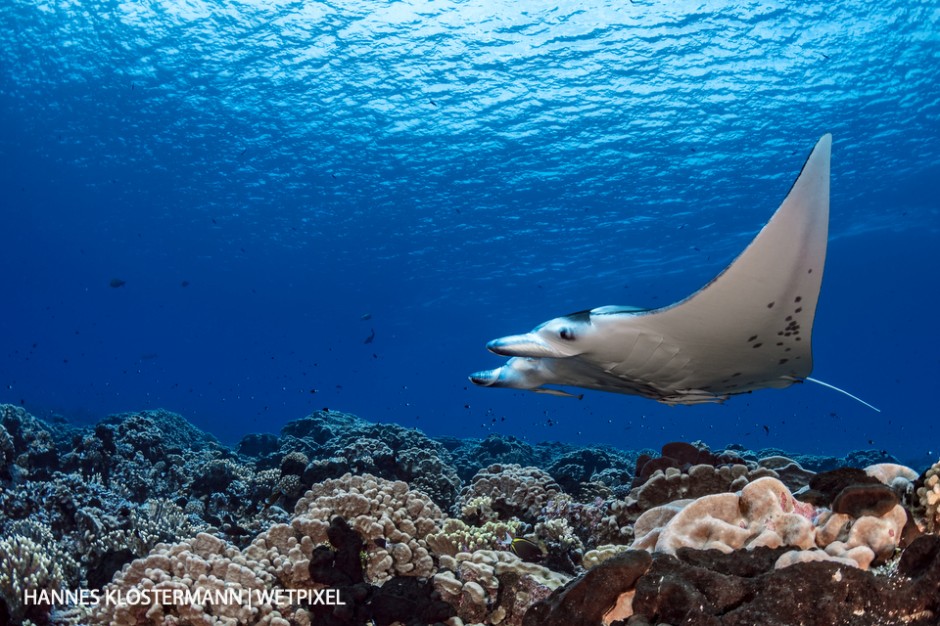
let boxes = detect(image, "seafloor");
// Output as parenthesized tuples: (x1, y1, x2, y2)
(1, 403, 939, 626)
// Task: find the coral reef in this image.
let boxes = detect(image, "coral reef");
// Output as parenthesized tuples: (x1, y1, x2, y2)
(0, 403, 935, 626)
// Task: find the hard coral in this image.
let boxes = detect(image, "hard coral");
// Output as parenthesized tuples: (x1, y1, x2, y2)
(631, 476, 907, 570)
(281, 411, 463, 508)
(425, 517, 522, 557)
(434, 549, 570, 626)
(917, 458, 940, 533)
(92, 532, 271, 626)
(457, 464, 562, 524)
(247, 473, 443, 586)
(0, 529, 71, 624)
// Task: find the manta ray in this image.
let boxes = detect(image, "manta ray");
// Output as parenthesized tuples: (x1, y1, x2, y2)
(470, 134, 878, 410)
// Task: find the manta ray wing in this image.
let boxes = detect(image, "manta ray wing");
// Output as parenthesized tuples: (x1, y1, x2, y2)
(472, 134, 832, 404)
(626, 133, 830, 397)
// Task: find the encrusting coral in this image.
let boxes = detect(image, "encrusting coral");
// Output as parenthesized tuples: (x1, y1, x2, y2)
(630, 475, 910, 570)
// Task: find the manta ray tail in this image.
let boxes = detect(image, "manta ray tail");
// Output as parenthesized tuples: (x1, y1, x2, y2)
(804, 376, 881, 412)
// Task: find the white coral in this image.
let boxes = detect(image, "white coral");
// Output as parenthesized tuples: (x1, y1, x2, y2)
(0, 531, 69, 622)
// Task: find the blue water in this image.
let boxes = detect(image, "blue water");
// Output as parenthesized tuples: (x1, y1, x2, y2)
(1, 0, 938, 461)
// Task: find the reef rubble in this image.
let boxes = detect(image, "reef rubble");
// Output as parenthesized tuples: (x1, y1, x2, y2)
(0, 403, 938, 626)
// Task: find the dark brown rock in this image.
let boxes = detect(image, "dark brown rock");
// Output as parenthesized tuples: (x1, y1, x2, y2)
(898, 534, 940, 578)
(900, 507, 924, 548)
(633, 442, 744, 488)
(661, 441, 710, 466)
(831, 483, 899, 517)
(675, 546, 790, 577)
(624, 538, 940, 626)
(522, 550, 652, 626)
(807, 467, 880, 504)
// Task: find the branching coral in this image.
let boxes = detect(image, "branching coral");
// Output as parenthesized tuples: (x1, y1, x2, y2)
(425, 518, 523, 557)
(0, 529, 71, 623)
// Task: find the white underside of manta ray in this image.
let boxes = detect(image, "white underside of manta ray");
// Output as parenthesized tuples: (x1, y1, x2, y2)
(470, 134, 879, 411)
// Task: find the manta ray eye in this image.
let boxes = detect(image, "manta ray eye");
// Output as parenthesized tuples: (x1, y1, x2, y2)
(559, 327, 575, 341)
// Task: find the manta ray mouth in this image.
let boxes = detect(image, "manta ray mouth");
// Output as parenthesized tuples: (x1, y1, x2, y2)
(468, 368, 501, 387)
(486, 334, 562, 358)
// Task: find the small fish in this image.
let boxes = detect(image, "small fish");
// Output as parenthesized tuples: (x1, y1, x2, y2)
(225, 525, 250, 536)
(109, 278, 126, 288)
(363, 329, 375, 344)
(262, 490, 281, 510)
(361, 313, 372, 320)
(509, 536, 546, 562)
(221, 514, 250, 536)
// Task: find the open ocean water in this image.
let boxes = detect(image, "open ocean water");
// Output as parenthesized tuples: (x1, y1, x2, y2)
(1, 0, 938, 463)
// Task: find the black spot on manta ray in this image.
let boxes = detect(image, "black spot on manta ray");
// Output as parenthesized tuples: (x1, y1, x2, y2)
(767, 302, 775, 308)
(795, 307, 803, 313)
(752, 343, 763, 348)
(795, 296, 803, 302)
(747, 335, 758, 342)
(779, 358, 789, 364)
